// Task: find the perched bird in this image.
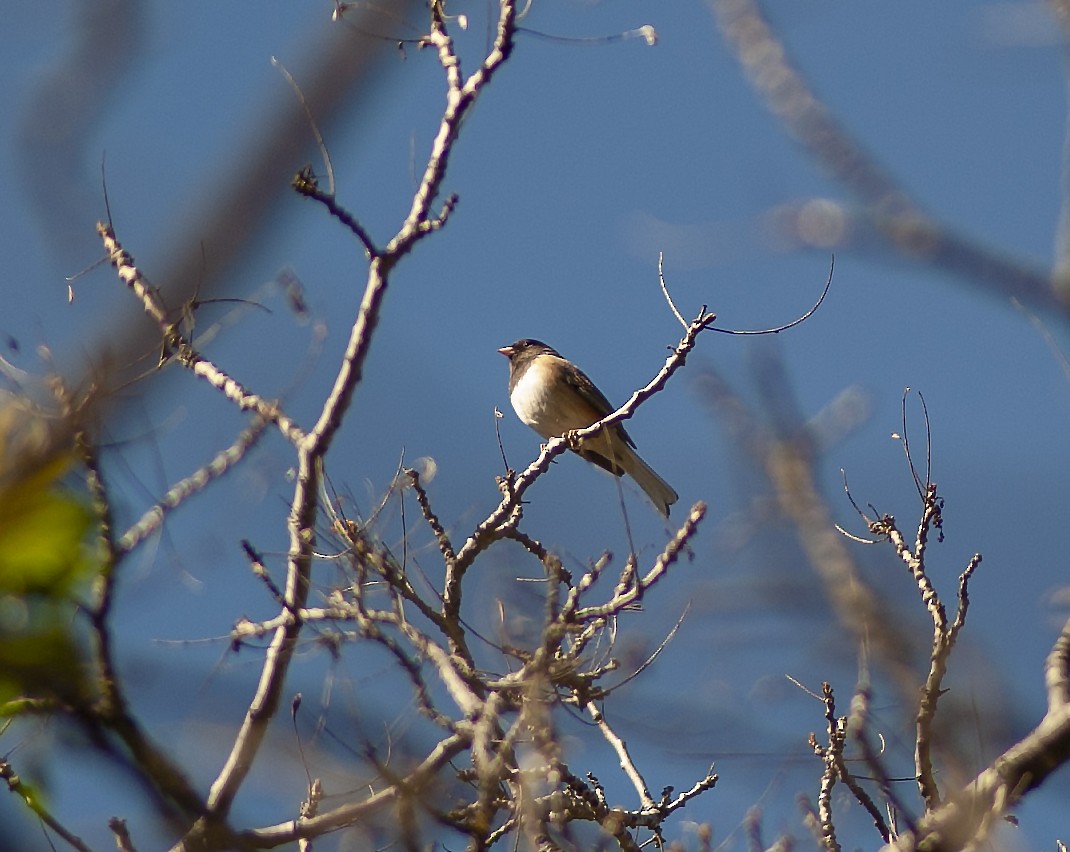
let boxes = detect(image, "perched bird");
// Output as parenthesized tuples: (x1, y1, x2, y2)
(498, 339, 678, 517)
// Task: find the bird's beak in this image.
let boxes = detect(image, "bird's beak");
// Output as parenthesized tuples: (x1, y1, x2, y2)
(497, 346, 514, 358)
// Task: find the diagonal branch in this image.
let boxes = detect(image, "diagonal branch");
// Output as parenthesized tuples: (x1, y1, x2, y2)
(118, 414, 269, 554)
(96, 223, 306, 445)
(713, 0, 1070, 318)
(448, 308, 716, 604)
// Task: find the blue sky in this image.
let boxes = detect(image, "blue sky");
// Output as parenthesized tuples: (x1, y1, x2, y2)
(3, 1, 1069, 848)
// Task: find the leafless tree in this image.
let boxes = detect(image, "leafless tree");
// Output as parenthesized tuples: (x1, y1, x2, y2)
(2, 1, 1070, 850)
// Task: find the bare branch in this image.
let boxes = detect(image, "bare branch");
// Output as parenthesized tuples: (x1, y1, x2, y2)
(96, 223, 306, 444)
(291, 169, 379, 258)
(189, 4, 520, 831)
(237, 732, 472, 846)
(118, 414, 270, 554)
(658, 252, 687, 329)
(811, 683, 843, 852)
(572, 501, 706, 622)
(869, 480, 982, 813)
(407, 467, 457, 565)
(884, 618, 1070, 851)
(586, 701, 656, 812)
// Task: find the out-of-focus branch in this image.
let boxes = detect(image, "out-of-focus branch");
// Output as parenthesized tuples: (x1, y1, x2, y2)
(0, 757, 93, 852)
(40, 381, 216, 834)
(713, 0, 1070, 315)
(697, 360, 919, 699)
(16, 1, 145, 265)
(770, 200, 1066, 316)
(1049, 0, 1070, 31)
(1048, 0, 1070, 278)
(87, 2, 420, 387)
(711, 0, 911, 214)
(846, 683, 899, 841)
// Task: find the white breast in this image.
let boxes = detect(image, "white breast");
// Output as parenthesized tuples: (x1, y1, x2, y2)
(510, 358, 594, 439)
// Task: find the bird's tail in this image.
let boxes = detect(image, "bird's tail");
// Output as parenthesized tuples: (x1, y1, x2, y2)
(622, 451, 678, 518)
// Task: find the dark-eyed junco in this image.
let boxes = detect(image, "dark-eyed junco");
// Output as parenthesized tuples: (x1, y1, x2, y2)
(498, 339, 678, 517)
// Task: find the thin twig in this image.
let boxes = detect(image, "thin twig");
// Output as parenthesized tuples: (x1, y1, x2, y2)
(407, 467, 457, 565)
(847, 680, 915, 839)
(272, 56, 335, 197)
(709, 256, 833, 337)
(844, 681, 894, 841)
(237, 732, 472, 845)
(585, 701, 657, 812)
(572, 502, 705, 621)
(292, 170, 378, 258)
(658, 252, 687, 329)
(1, 758, 93, 852)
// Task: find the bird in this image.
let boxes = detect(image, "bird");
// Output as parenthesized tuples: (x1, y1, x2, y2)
(498, 338, 678, 517)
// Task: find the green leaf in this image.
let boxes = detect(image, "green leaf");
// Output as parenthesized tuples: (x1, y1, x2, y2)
(0, 460, 92, 596)
(0, 623, 88, 705)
